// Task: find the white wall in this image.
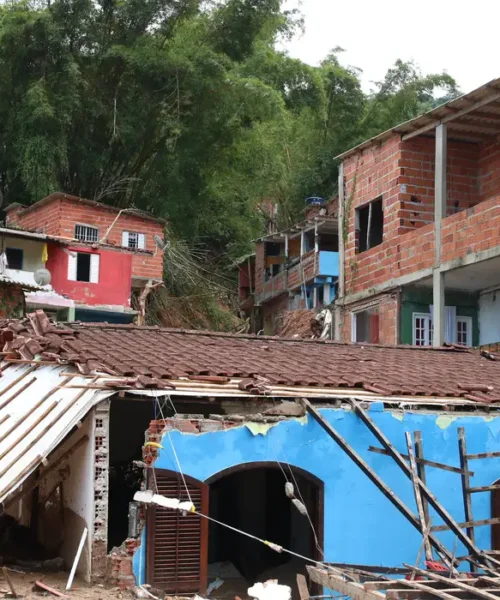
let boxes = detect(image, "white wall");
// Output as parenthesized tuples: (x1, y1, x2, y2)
(5, 236, 45, 272)
(479, 289, 500, 345)
(39, 411, 95, 581)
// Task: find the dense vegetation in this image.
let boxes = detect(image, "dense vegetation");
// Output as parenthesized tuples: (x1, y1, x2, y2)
(0, 0, 459, 328)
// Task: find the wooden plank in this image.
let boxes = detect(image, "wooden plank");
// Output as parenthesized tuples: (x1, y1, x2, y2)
(406, 431, 432, 561)
(467, 452, 500, 460)
(0, 365, 38, 397)
(404, 566, 500, 600)
(300, 399, 454, 565)
(350, 399, 490, 572)
(386, 588, 468, 600)
(34, 581, 69, 598)
(2, 567, 18, 598)
(457, 426, 477, 572)
(296, 574, 309, 600)
(431, 517, 500, 532)
(368, 446, 473, 475)
(306, 567, 385, 600)
(384, 578, 458, 600)
(414, 433, 430, 528)
(470, 485, 500, 493)
(364, 581, 464, 591)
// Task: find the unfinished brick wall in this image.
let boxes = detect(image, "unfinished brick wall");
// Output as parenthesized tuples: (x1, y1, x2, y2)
(342, 133, 500, 300)
(262, 292, 289, 335)
(398, 138, 480, 233)
(479, 139, 500, 201)
(341, 292, 399, 345)
(6, 194, 165, 280)
(92, 401, 110, 580)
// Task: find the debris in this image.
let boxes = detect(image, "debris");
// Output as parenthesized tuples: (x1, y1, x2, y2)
(135, 586, 159, 600)
(33, 581, 69, 598)
(134, 490, 195, 513)
(65, 527, 88, 591)
(206, 578, 224, 596)
(264, 401, 305, 417)
(248, 580, 291, 600)
(296, 574, 309, 600)
(2, 567, 18, 598)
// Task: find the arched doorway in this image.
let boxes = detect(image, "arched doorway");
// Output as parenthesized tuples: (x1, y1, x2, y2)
(145, 464, 323, 598)
(206, 463, 324, 599)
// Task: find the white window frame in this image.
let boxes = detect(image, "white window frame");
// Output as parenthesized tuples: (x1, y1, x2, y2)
(412, 311, 473, 347)
(67, 251, 100, 283)
(75, 224, 99, 243)
(412, 312, 433, 346)
(456, 316, 473, 347)
(122, 231, 145, 250)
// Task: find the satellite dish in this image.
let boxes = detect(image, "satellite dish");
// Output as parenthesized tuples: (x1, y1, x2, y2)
(34, 268, 51, 286)
(154, 234, 169, 251)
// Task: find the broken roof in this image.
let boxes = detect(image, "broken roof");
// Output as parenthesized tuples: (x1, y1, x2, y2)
(2, 311, 500, 404)
(337, 76, 500, 160)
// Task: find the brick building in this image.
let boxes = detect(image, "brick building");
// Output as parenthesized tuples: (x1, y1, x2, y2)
(4, 192, 166, 322)
(335, 77, 500, 347)
(245, 199, 339, 334)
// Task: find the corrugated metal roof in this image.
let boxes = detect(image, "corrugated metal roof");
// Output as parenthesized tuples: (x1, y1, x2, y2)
(0, 363, 113, 505)
(336, 76, 500, 160)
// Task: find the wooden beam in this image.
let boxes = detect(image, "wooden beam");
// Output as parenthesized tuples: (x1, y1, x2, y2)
(403, 566, 500, 600)
(431, 517, 500, 532)
(406, 431, 432, 561)
(306, 568, 385, 600)
(301, 399, 454, 564)
(414, 432, 430, 534)
(402, 91, 500, 141)
(469, 485, 500, 493)
(296, 574, 309, 600)
(368, 446, 473, 475)
(386, 588, 470, 600)
(350, 399, 491, 572)
(467, 451, 500, 460)
(389, 578, 459, 600)
(457, 427, 477, 572)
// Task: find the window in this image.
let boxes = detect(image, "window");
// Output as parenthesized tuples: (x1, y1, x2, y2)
(68, 252, 100, 283)
(456, 316, 472, 346)
(413, 313, 433, 346)
(356, 197, 383, 253)
(412, 310, 473, 347)
(6, 248, 23, 270)
(352, 308, 379, 343)
(75, 224, 99, 243)
(122, 231, 145, 250)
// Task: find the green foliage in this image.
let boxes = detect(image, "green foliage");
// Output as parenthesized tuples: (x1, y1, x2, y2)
(0, 0, 459, 328)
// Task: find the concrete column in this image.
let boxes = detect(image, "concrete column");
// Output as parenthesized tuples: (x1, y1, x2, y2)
(285, 234, 289, 259)
(433, 124, 447, 347)
(313, 286, 318, 309)
(300, 231, 305, 256)
(334, 162, 345, 341)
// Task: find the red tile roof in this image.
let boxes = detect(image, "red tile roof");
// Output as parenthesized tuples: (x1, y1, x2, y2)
(2, 311, 500, 402)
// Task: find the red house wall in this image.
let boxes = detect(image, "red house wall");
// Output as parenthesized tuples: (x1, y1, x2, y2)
(7, 193, 164, 281)
(47, 243, 133, 308)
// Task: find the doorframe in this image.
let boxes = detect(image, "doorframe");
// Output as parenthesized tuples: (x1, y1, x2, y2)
(205, 461, 325, 563)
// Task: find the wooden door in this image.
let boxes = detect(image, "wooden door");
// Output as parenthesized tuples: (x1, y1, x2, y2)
(146, 469, 208, 594)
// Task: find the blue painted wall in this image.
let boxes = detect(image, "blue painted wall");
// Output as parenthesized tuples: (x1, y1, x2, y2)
(318, 251, 339, 276)
(133, 405, 500, 583)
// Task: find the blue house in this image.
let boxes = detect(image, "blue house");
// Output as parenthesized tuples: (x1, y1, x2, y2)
(2, 314, 500, 592)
